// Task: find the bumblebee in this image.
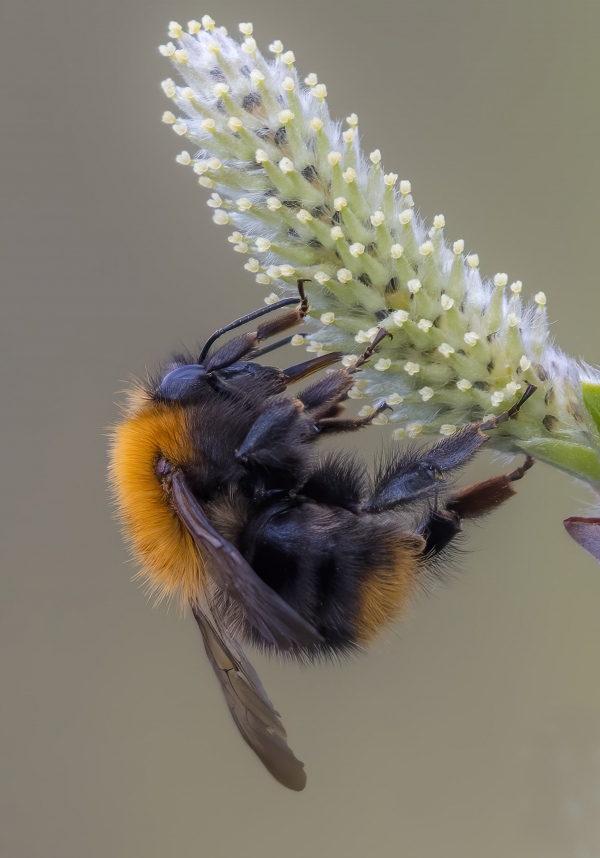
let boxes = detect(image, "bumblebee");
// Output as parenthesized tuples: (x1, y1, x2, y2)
(109, 281, 535, 790)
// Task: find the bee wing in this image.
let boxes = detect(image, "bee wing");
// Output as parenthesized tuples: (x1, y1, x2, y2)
(191, 602, 307, 791)
(171, 471, 321, 649)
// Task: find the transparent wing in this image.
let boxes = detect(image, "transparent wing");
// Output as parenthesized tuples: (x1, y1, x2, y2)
(171, 470, 321, 650)
(191, 602, 307, 791)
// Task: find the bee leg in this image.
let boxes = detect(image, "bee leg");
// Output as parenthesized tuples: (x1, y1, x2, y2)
(297, 370, 356, 421)
(365, 386, 538, 512)
(479, 383, 537, 430)
(419, 455, 535, 557)
(314, 399, 392, 435)
(280, 328, 391, 402)
(297, 331, 394, 428)
(347, 328, 393, 373)
(236, 400, 305, 465)
(364, 422, 490, 512)
(235, 399, 317, 495)
(417, 509, 462, 558)
(446, 454, 535, 519)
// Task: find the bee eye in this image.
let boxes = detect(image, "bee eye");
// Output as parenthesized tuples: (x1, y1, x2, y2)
(156, 364, 207, 400)
(154, 457, 173, 481)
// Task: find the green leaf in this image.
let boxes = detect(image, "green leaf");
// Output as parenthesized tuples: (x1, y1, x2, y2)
(581, 381, 600, 435)
(518, 438, 600, 484)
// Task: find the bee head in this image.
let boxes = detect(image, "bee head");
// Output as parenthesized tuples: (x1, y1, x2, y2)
(155, 363, 208, 402)
(154, 359, 284, 403)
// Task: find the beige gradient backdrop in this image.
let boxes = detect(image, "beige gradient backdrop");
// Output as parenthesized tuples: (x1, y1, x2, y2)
(3, 1, 600, 856)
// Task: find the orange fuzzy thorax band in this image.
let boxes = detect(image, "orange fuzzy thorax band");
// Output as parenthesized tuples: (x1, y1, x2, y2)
(108, 390, 204, 605)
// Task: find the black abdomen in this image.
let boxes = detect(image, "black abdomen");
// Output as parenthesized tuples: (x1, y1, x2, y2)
(243, 500, 419, 660)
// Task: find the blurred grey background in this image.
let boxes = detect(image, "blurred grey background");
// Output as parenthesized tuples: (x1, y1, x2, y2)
(3, 1, 600, 856)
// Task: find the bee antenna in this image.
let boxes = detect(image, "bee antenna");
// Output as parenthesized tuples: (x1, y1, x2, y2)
(250, 330, 307, 360)
(198, 297, 301, 364)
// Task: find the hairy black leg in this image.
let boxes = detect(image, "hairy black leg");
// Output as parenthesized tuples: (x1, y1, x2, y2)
(298, 370, 356, 418)
(281, 324, 390, 401)
(236, 400, 306, 464)
(298, 330, 392, 419)
(365, 423, 489, 512)
(235, 398, 315, 496)
(298, 329, 394, 432)
(365, 386, 538, 512)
